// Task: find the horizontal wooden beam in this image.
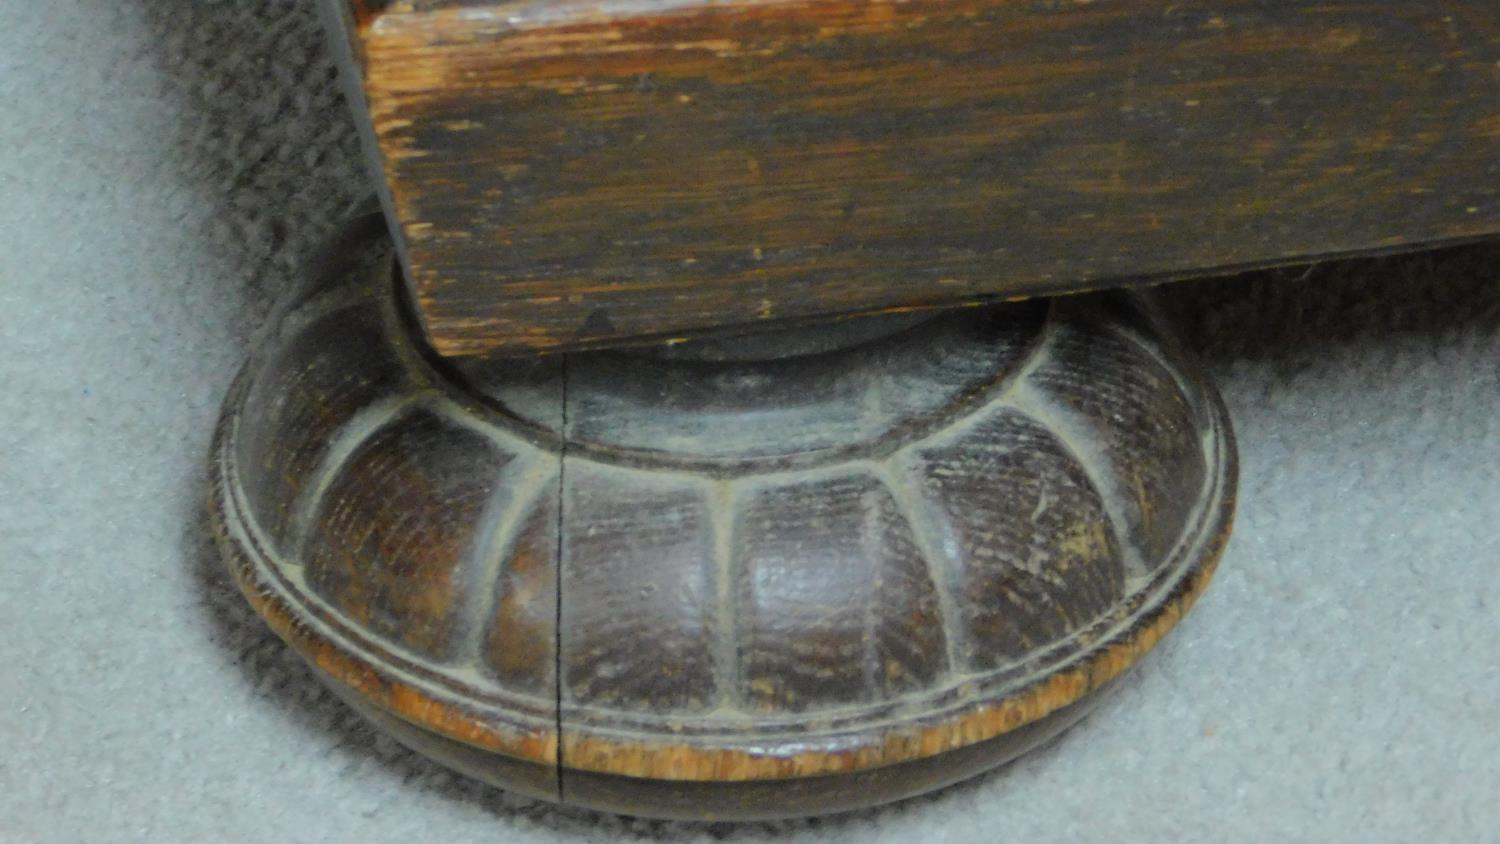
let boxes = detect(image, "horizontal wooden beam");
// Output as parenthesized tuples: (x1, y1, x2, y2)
(329, 0, 1500, 356)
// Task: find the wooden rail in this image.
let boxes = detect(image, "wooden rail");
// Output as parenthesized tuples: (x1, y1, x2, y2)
(325, 0, 1500, 356)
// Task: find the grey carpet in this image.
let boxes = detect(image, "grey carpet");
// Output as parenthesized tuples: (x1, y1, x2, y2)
(2, 1, 1496, 841)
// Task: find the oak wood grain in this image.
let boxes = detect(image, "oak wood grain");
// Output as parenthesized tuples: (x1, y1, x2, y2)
(212, 213, 1236, 818)
(326, 0, 1500, 356)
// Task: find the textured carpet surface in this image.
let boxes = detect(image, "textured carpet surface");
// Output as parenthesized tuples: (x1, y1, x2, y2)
(2, 2, 1497, 841)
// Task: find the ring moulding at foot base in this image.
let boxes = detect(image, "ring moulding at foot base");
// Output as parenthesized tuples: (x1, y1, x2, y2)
(209, 212, 1237, 820)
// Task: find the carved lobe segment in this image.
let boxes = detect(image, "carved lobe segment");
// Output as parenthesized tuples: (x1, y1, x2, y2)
(735, 472, 946, 712)
(1028, 313, 1207, 566)
(912, 410, 1125, 672)
(237, 303, 408, 545)
(561, 467, 718, 712)
(304, 407, 514, 660)
(481, 489, 560, 696)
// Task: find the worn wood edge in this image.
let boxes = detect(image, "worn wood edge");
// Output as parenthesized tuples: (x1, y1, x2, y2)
(565, 492, 1235, 781)
(207, 366, 560, 774)
(443, 232, 1500, 357)
(209, 296, 1237, 783)
(345, 0, 388, 30)
(344, 0, 1500, 356)
(550, 366, 1237, 780)
(356, 0, 825, 40)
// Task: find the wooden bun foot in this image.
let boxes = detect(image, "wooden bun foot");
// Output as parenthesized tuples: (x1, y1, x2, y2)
(210, 213, 1236, 820)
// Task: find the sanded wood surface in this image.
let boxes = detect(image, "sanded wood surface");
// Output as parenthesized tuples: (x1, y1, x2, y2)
(325, 0, 1500, 356)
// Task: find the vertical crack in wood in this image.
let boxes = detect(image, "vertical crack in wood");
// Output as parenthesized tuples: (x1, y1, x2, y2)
(553, 352, 569, 803)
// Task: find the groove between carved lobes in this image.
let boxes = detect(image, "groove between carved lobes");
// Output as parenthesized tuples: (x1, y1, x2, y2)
(234, 279, 1209, 744)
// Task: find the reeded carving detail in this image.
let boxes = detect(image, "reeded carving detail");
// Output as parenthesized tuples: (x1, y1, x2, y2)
(211, 216, 1235, 815)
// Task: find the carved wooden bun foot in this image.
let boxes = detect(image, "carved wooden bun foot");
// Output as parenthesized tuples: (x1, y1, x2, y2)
(210, 214, 1236, 820)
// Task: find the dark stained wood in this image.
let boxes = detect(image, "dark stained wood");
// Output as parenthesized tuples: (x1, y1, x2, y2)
(732, 473, 947, 710)
(325, 0, 1500, 356)
(211, 215, 1236, 818)
(557, 682, 1118, 820)
(212, 218, 563, 796)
